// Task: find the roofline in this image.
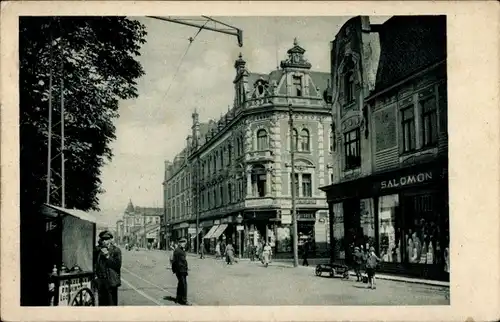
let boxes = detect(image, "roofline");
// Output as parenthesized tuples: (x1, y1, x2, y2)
(365, 59, 446, 103)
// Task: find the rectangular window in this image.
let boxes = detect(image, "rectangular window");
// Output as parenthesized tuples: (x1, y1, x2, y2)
(290, 173, 299, 196)
(302, 173, 312, 197)
(220, 186, 224, 206)
(292, 76, 302, 97)
(401, 106, 416, 152)
(344, 128, 361, 170)
(420, 97, 438, 147)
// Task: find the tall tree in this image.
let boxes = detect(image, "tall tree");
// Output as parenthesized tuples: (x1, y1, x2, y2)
(19, 16, 147, 305)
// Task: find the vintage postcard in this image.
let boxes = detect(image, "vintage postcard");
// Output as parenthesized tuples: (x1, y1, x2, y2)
(1, 1, 499, 321)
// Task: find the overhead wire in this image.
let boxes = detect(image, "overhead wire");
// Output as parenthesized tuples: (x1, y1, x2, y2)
(162, 20, 208, 103)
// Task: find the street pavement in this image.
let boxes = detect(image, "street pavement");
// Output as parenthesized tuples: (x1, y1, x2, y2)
(119, 248, 450, 306)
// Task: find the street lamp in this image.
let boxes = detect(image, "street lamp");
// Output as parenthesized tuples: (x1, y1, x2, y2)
(236, 213, 243, 259)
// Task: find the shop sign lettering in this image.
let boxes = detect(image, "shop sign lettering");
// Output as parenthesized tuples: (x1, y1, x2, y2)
(298, 213, 315, 220)
(297, 199, 316, 204)
(380, 171, 433, 189)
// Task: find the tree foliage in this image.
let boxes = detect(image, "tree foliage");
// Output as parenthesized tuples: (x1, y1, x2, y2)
(20, 17, 147, 212)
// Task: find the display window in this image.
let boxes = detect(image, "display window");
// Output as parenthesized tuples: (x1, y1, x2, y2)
(360, 198, 376, 247)
(378, 194, 403, 263)
(276, 225, 291, 253)
(377, 192, 448, 270)
(332, 203, 345, 259)
(298, 221, 315, 254)
(403, 193, 442, 266)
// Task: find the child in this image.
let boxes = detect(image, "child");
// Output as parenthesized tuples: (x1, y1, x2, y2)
(365, 246, 381, 289)
(353, 246, 364, 282)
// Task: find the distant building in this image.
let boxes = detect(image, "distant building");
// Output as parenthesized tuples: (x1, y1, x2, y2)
(119, 199, 162, 247)
(163, 39, 333, 258)
(321, 15, 448, 280)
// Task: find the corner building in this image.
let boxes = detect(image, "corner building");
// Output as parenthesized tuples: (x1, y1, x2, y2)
(321, 16, 449, 280)
(164, 40, 333, 258)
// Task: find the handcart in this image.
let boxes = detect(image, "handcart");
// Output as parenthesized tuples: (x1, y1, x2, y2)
(315, 262, 350, 279)
(42, 203, 97, 306)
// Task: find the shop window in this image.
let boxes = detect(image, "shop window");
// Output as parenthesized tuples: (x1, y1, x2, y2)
(257, 129, 268, 150)
(300, 129, 310, 152)
(344, 128, 361, 170)
(420, 96, 438, 147)
(290, 173, 299, 197)
(401, 106, 416, 152)
(378, 194, 402, 263)
(302, 173, 312, 197)
(403, 193, 443, 266)
(360, 198, 376, 245)
(332, 203, 345, 260)
(292, 76, 302, 97)
(298, 221, 315, 255)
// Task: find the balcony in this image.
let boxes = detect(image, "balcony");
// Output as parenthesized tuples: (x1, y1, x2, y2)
(245, 197, 276, 208)
(246, 150, 273, 163)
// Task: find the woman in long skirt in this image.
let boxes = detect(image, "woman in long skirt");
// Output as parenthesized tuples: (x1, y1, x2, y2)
(225, 243, 235, 265)
(262, 243, 272, 267)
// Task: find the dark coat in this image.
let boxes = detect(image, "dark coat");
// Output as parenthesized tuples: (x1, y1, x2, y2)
(172, 246, 188, 275)
(95, 245, 122, 287)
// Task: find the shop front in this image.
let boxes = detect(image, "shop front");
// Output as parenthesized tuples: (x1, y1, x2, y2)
(244, 210, 278, 257)
(321, 158, 449, 281)
(172, 222, 190, 249)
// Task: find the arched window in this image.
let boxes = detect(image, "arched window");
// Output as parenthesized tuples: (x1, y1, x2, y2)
(257, 84, 264, 96)
(256, 129, 268, 150)
(300, 129, 310, 151)
(290, 129, 299, 151)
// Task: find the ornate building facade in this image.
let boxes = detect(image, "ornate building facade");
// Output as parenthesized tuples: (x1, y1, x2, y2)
(119, 199, 162, 247)
(321, 16, 448, 280)
(163, 39, 334, 257)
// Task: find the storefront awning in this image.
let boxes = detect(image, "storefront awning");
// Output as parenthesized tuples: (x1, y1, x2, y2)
(211, 224, 228, 239)
(203, 225, 219, 239)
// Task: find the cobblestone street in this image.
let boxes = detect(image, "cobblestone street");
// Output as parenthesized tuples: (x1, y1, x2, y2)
(119, 249, 449, 306)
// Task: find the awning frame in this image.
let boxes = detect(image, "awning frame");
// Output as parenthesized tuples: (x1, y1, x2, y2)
(211, 224, 228, 239)
(203, 225, 219, 239)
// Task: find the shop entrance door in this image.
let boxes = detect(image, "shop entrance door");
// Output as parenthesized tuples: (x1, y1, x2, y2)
(343, 198, 361, 265)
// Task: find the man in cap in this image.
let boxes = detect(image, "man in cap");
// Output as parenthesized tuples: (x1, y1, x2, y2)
(171, 237, 190, 305)
(95, 230, 122, 305)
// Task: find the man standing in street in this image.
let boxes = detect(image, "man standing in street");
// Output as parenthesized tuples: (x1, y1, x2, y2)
(95, 231, 122, 306)
(171, 238, 190, 305)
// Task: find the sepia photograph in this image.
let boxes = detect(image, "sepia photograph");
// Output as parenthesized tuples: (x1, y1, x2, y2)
(17, 14, 451, 307)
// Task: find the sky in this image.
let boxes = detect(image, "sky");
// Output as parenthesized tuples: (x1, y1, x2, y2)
(94, 16, 390, 226)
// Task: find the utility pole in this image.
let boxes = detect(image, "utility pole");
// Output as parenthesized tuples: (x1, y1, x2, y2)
(289, 104, 299, 267)
(60, 58, 65, 208)
(46, 36, 53, 204)
(195, 159, 201, 254)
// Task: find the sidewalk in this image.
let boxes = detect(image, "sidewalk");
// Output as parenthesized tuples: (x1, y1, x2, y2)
(186, 252, 450, 288)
